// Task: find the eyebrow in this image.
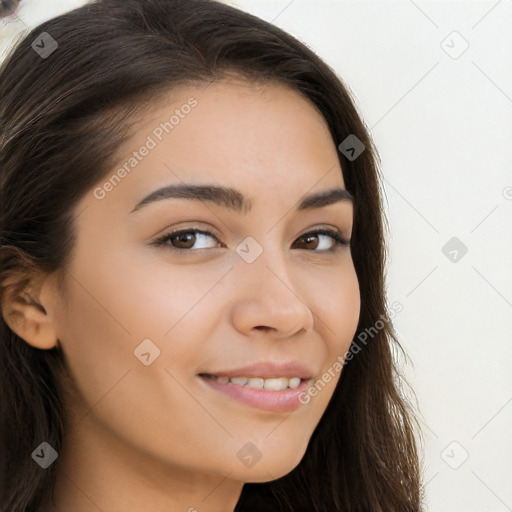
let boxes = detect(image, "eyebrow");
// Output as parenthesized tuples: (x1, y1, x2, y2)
(130, 183, 353, 214)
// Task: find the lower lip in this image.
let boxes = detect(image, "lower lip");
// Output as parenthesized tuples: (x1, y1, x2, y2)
(198, 375, 311, 413)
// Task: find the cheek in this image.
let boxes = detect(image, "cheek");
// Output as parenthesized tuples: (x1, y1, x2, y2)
(55, 264, 230, 469)
(317, 264, 361, 352)
(56, 252, 225, 421)
(55, 272, 138, 410)
(104, 250, 230, 339)
(291, 264, 359, 413)
(54, 246, 157, 410)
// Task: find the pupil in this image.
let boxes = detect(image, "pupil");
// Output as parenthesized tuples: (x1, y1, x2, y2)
(303, 234, 317, 248)
(176, 233, 195, 248)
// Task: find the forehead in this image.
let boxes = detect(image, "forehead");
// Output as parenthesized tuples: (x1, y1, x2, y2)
(131, 78, 336, 154)
(80, 78, 347, 218)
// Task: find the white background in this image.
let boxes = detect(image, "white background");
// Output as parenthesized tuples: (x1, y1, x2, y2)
(2, 1, 511, 510)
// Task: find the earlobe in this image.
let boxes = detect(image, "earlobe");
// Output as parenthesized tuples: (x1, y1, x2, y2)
(1, 275, 59, 350)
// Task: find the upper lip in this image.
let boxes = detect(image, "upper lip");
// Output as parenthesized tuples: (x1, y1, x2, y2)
(200, 361, 315, 380)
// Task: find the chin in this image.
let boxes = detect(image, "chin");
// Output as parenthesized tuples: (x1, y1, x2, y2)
(234, 448, 307, 484)
(240, 463, 301, 484)
(1, 0, 91, 64)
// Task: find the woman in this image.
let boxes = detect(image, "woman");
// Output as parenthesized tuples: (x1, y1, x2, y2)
(0, 0, 424, 510)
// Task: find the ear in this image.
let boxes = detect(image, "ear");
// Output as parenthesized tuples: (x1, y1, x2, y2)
(1, 272, 60, 350)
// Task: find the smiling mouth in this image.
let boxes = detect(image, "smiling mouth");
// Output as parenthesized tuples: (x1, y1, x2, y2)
(197, 372, 311, 412)
(198, 373, 304, 391)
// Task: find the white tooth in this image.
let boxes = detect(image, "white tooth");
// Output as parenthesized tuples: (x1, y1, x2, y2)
(263, 377, 289, 391)
(288, 377, 301, 389)
(230, 377, 248, 386)
(215, 375, 303, 390)
(246, 378, 264, 389)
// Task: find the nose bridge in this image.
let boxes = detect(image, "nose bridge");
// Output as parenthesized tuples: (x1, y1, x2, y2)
(236, 232, 289, 289)
(231, 233, 315, 336)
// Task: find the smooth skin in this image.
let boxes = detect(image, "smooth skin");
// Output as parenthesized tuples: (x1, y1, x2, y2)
(2, 78, 360, 512)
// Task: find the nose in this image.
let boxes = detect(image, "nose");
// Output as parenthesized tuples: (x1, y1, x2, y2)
(230, 246, 315, 339)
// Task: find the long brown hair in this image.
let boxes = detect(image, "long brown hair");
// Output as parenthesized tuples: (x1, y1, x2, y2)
(0, 0, 424, 510)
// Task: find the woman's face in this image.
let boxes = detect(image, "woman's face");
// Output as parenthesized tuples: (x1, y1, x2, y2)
(51, 79, 360, 487)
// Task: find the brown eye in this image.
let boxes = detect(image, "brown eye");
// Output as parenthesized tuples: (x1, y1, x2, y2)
(153, 229, 221, 251)
(171, 232, 198, 249)
(293, 229, 350, 253)
(296, 234, 321, 250)
(152, 227, 349, 254)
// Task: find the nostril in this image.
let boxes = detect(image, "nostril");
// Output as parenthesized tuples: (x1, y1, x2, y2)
(0, 0, 21, 19)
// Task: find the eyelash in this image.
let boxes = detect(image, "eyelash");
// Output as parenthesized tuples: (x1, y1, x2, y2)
(152, 227, 350, 254)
